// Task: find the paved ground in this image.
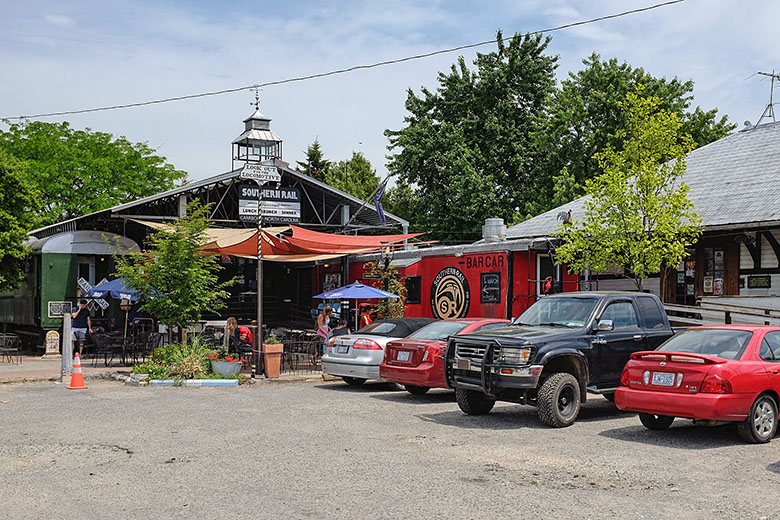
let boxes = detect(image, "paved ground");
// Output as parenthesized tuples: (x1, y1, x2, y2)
(1, 380, 778, 519)
(0, 355, 131, 383)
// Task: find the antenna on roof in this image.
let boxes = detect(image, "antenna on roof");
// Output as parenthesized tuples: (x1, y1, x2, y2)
(755, 70, 780, 125)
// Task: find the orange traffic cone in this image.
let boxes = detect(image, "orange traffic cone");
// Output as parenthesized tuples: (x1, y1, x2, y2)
(66, 353, 88, 390)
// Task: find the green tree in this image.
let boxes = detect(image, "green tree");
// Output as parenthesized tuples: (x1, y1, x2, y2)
(554, 90, 702, 291)
(530, 53, 734, 213)
(364, 259, 406, 318)
(0, 120, 186, 227)
(385, 32, 558, 242)
(325, 151, 380, 201)
(383, 180, 418, 225)
(114, 201, 235, 334)
(296, 138, 331, 182)
(0, 150, 38, 290)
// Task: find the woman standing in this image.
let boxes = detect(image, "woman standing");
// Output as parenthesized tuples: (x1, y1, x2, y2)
(314, 305, 332, 365)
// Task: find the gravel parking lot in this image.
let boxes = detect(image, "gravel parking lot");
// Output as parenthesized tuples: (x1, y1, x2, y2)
(1, 379, 778, 519)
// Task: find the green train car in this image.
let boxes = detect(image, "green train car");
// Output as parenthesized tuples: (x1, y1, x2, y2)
(0, 230, 138, 333)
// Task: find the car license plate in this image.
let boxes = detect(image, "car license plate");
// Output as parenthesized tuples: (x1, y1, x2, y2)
(397, 351, 410, 361)
(337, 345, 349, 354)
(651, 372, 675, 386)
(456, 358, 471, 370)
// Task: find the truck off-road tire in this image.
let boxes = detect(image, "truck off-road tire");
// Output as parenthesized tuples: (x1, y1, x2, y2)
(342, 376, 366, 386)
(639, 413, 675, 430)
(537, 372, 581, 427)
(737, 394, 778, 444)
(405, 385, 430, 395)
(455, 388, 495, 415)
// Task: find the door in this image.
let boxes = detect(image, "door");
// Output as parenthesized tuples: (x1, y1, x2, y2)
(593, 299, 646, 385)
(761, 331, 780, 393)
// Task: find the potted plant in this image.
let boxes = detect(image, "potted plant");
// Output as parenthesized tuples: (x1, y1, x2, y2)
(263, 334, 284, 379)
(209, 349, 246, 377)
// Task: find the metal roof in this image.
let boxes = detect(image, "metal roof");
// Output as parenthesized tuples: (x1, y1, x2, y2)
(29, 160, 408, 238)
(232, 128, 283, 144)
(506, 121, 780, 240)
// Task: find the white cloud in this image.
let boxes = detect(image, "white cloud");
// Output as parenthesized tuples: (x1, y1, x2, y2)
(45, 14, 75, 26)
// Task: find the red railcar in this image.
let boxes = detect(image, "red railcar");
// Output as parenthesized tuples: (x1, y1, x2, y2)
(347, 244, 578, 320)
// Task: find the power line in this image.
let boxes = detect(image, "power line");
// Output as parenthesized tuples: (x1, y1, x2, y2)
(2, 0, 685, 120)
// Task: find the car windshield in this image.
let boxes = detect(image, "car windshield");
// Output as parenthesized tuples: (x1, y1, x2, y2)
(407, 321, 469, 341)
(356, 321, 398, 336)
(514, 297, 598, 328)
(657, 328, 753, 360)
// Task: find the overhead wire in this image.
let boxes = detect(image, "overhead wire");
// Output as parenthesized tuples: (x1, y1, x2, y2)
(2, 0, 686, 120)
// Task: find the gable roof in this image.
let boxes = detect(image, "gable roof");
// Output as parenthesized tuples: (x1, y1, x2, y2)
(507, 121, 780, 239)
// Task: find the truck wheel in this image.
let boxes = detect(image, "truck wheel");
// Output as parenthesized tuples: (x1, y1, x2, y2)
(639, 413, 675, 430)
(405, 385, 430, 395)
(737, 395, 778, 444)
(342, 376, 366, 386)
(455, 388, 495, 415)
(537, 372, 581, 427)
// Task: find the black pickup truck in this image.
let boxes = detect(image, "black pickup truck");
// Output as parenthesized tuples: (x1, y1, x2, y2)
(444, 292, 675, 427)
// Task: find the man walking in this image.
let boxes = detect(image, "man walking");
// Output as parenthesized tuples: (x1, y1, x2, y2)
(71, 300, 92, 356)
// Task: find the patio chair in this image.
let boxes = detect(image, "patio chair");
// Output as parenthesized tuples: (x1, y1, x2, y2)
(91, 333, 118, 367)
(0, 334, 21, 365)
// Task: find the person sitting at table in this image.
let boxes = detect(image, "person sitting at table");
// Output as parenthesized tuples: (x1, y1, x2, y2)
(332, 319, 350, 337)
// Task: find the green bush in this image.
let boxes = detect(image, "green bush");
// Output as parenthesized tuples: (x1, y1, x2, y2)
(151, 343, 181, 365)
(135, 337, 212, 379)
(132, 362, 172, 380)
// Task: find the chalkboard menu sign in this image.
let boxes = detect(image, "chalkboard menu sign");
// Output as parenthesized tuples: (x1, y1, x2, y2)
(480, 272, 501, 303)
(748, 275, 772, 289)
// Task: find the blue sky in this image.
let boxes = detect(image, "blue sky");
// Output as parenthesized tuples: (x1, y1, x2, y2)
(2, 0, 779, 184)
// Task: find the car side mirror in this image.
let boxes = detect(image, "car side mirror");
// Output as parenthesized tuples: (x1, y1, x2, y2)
(596, 320, 614, 332)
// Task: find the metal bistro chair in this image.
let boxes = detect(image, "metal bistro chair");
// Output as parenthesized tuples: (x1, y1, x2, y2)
(91, 334, 118, 367)
(0, 334, 21, 365)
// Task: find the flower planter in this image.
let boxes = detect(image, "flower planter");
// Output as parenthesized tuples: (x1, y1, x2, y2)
(211, 360, 242, 376)
(263, 343, 283, 378)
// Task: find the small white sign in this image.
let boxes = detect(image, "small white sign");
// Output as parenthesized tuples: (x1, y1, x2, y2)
(240, 163, 281, 183)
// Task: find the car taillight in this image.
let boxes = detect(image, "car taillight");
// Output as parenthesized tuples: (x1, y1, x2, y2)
(422, 346, 441, 362)
(353, 338, 382, 350)
(620, 367, 630, 386)
(700, 374, 733, 394)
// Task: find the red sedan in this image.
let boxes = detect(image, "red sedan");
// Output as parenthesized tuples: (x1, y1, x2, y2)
(615, 325, 780, 443)
(380, 318, 509, 395)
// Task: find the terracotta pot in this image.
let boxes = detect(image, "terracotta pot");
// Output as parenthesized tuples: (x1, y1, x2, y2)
(263, 343, 283, 378)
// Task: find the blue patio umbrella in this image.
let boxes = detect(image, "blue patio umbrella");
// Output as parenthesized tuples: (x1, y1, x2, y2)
(87, 277, 140, 301)
(314, 282, 399, 331)
(314, 281, 399, 300)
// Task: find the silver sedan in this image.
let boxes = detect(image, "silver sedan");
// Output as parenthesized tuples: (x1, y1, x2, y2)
(322, 318, 436, 386)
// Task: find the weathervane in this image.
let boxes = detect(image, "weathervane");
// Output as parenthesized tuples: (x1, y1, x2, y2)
(251, 85, 262, 110)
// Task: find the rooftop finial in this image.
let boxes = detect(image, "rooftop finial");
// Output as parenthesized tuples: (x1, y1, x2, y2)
(251, 85, 261, 111)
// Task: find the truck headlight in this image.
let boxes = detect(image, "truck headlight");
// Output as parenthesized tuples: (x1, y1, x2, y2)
(498, 347, 533, 364)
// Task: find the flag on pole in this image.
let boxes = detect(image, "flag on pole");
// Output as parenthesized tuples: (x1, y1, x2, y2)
(373, 181, 387, 226)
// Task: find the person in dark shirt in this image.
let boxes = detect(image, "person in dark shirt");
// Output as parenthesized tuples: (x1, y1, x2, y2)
(71, 300, 92, 356)
(331, 319, 350, 337)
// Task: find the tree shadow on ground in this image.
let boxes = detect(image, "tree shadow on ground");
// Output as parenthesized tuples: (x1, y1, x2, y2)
(599, 420, 744, 450)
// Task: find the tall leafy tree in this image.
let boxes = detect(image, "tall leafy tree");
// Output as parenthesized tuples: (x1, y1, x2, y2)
(0, 120, 186, 227)
(114, 201, 235, 333)
(0, 150, 38, 290)
(325, 152, 380, 201)
(296, 138, 331, 182)
(554, 90, 702, 291)
(386, 32, 558, 242)
(530, 53, 734, 213)
(383, 180, 418, 226)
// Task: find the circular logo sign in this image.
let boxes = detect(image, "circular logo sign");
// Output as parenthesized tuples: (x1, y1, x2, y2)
(430, 267, 470, 319)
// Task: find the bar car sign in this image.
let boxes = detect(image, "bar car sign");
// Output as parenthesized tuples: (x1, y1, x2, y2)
(239, 184, 301, 224)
